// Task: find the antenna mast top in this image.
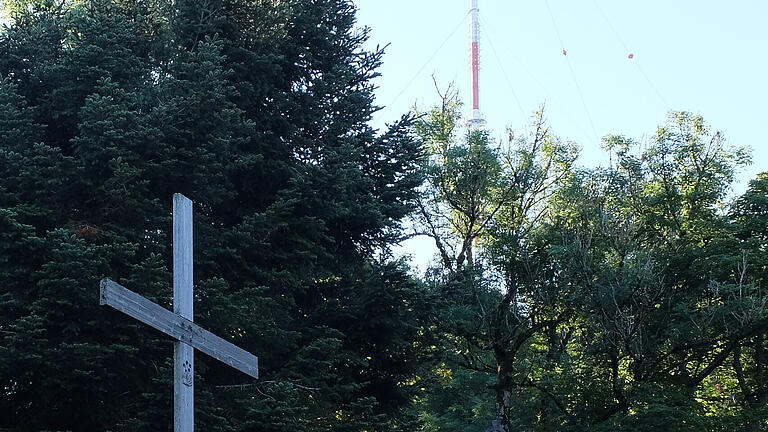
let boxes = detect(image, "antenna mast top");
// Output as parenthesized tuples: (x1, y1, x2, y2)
(467, 0, 486, 131)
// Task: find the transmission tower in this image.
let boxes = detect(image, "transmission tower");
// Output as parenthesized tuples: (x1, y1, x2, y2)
(467, 0, 487, 131)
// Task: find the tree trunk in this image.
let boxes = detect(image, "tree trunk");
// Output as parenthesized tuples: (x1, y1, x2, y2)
(495, 387, 512, 432)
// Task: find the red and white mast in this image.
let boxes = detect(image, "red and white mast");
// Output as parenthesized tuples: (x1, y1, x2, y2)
(467, 0, 486, 130)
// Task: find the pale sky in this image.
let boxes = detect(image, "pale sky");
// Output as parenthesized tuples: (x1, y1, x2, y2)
(358, 0, 766, 175)
(356, 0, 768, 270)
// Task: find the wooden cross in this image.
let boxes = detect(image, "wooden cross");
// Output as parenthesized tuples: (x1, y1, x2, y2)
(100, 193, 258, 432)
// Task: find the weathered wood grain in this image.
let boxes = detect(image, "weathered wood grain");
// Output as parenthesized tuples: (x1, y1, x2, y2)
(173, 194, 194, 432)
(99, 278, 259, 379)
(173, 193, 193, 319)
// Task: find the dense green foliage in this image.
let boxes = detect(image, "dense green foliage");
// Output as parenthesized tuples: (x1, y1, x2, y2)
(0, 1, 428, 430)
(412, 89, 768, 431)
(2, 1, 767, 431)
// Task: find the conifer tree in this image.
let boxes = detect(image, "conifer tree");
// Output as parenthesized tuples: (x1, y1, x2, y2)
(0, 1, 428, 430)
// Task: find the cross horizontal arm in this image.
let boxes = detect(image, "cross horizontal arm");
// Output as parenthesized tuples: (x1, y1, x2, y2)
(100, 278, 258, 379)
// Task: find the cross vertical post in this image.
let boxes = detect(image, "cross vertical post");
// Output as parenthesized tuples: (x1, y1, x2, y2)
(101, 193, 258, 430)
(173, 194, 194, 432)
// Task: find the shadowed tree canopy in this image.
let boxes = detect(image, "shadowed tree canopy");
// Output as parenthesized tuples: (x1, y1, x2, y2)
(411, 87, 768, 431)
(0, 0, 431, 430)
(3, 1, 768, 431)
